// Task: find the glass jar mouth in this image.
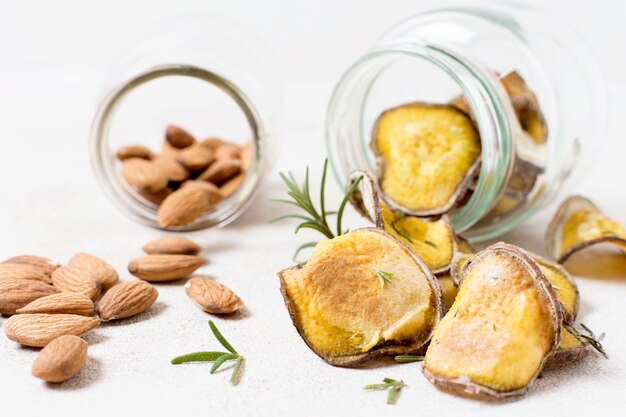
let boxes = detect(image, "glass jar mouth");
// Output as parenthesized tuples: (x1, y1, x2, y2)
(325, 41, 513, 235)
(90, 64, 266, 231)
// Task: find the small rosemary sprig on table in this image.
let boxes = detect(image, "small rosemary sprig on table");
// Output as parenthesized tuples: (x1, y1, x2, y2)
(394, 355, 424, 363)
(171, 320, 244, 385)
(271, 159, 363, 261)
(373, 268, 394, 287)
(363, 377, 405, 404)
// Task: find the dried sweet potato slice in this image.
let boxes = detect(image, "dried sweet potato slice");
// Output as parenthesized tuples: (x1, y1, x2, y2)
(436, 274, 458, 312)
(278, 228, 444, 367)
(534, 255, 579, 318)
(546, 195, 626, 263)
(371, 103, 481, 216)
(545, 327, 590, 370)
(347, 170, 457, 274)
(423, 243, 561, 400)
(450, 252, 473, 286)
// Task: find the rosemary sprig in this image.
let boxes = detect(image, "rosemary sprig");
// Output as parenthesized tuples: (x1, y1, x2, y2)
(579, 323, 608, 359)
(271, 159, 363, 260)
(373, 268, 394, 287)
(394, 355, 424, 363)
(363, 377, 405, 404)
(171, 320, 245, 385)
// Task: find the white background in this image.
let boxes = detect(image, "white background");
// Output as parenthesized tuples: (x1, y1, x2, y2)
(1, 0, 625, 416)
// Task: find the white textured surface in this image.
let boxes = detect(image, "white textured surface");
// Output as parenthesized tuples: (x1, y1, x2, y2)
(1, 1, 626, 416)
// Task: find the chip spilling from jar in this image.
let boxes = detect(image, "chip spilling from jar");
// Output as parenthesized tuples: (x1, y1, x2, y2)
(116, 125, 253, 228)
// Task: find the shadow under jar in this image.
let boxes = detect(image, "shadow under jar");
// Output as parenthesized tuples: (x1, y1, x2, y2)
(90, 15, 281, 231)
(326, 4, 607, 241)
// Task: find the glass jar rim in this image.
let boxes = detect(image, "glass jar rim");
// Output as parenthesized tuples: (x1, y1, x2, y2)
(90, 63, 266, 230)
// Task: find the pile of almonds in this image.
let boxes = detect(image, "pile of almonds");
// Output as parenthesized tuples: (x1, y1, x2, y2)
(118, 125, 253, 228)
(0, 237, 243, 384)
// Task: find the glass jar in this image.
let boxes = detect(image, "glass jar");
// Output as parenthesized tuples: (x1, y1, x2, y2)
(90, 15, 281, 230)
(326, 4, 607, 241)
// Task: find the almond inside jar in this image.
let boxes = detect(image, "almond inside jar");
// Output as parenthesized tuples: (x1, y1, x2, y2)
(116, 124, 253, 228)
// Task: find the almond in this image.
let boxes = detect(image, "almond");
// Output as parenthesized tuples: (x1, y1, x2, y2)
(214, 143, 241, 160)
(139, 187, 173, 205)
(200, 137, 225, 151)
(220, 173, 245, 199)
(32, 335, 88, 383)
(166, 125, 196, 149)
(197, 158, 241, 185)
(128, 254, 205, 282)
(116, 145, 153, 161)
(181, 180, 223, 205)
(158, 187, 213, 227)
(185, 277, 243, 314)
(122, 158, 168, 193)
(153, 155, 189, 183)
(51, 266, 101, 301)
(2, 255, 59, 276)
(160, 141, 182, 158)
(69, 253, 119, 290)
(177, 143, 215, 172)
(0, 263, 52, 284)
(0, 279, 58, 315)
(240, 140, 254, 170)
(16, 292, 94, 316)
(5, 314, 100, 347)
(98, 281, 158, 320)
(142, 237, 201, 255)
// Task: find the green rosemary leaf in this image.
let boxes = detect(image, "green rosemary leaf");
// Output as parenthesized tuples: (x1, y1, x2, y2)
(324, 210, 337, 216)
(269, 214, 313, 223)
(230, 356, 244, 385)
(391, 220, 413, 243)
(394, 355, 425, 363)
(337, 175, 363, 236)
(210, 353, 237, 374)
(293, 241, 319, 262)
(319, 159, 330, 231)
(209, 320, 238, 355)
(373, 268, 394, 287)
(295, 221, 334, 238)
(170, 351, 227, 364)
(424, 240, 438, 249)
(364, 378, 405, 405)
(551, 283, 561, 291)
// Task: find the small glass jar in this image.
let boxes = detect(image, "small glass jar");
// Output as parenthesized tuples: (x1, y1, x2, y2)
(90, 15, 281, 230)
(326, 4, 607, 241)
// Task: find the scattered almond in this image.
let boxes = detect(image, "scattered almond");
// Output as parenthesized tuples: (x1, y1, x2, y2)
(214, 143, 241, 160)
(17, 292, 94, 316)
(98, 281, 158, 320)
(143, 237, 201, 255)
(69, 253, 119, 290)
(116, 145, 153, 161)
(166, 125, 196, 149)
(32, 335, 88, 383)
(4, 314, 100, 347)
(0, 279, 58, 315)
(51, 266, 101, 301)
(0, 263, 52, 284)
(220, 173, 246, 199)
(177, 143, 215, 172)
(158, 187, 213, 227)
(122, 158, 168, 193)
(181, 180, 223, 205)
(198, 158, 241, 185)
(153, 155, 189, 183)
(185, 277, 244, 314)
(128, 254, 205, 282)
(2, 255, 59, 276)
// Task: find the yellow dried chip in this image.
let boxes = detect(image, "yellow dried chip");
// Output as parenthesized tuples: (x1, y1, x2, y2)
(437, 274, 458, 312)
(546, 195, 626, 263)
(534, 255, 579, 318)
(380, 206, 455, 274)
(278, 228, 444, 367)
(545, 327, 590, 370)
(450, 253, 472, 286)
(372, 103, 481, 216)
(347, 170, 457, 274)
(423, 243, 561, 400)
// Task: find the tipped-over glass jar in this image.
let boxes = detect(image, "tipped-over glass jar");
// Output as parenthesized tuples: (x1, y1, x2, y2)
(90, 15, 281, 231)
(326, 4, 607, 241)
